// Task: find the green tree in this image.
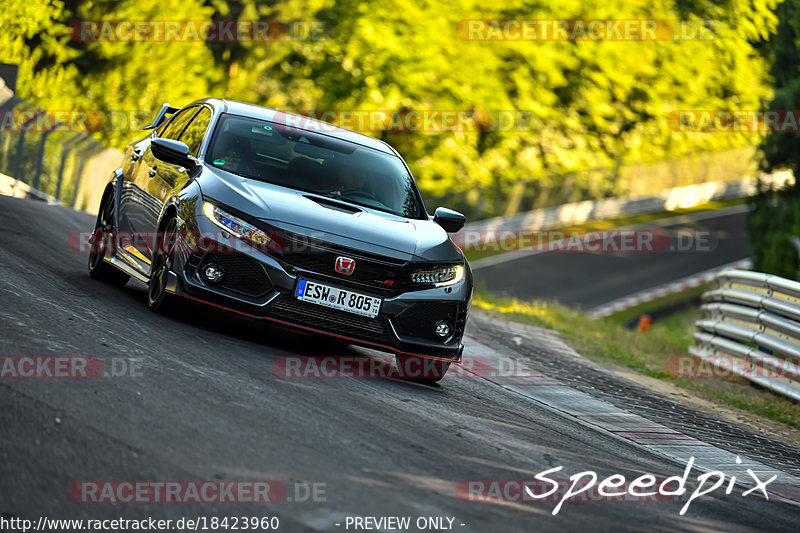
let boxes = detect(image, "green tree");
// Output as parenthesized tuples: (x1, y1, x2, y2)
(3, 0, 787, 220)
(750, 0, 800, 278)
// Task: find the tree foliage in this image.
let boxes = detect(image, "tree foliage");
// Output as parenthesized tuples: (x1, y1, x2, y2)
(1, 0, 783, 218)
(750, 0, 800, 279)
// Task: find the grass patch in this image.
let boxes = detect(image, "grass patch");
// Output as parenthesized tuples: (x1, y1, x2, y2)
(472, 288, 800, 432)
(464, 197, 747, 263)
(604, 284, 707, 326)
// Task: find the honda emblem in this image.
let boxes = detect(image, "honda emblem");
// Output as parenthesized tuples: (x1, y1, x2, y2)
(334, 256, 356, 275)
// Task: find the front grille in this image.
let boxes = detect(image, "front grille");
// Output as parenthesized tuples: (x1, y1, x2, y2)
(268, 294, 391, 342)
(278, 231, 412, 295)
(395, 302, 461, 341)
(454, 302, 468, 338)
(190, 253, 273, 298)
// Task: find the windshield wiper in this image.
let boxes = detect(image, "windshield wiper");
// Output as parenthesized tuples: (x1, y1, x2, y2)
(303, 193, 365, 212)
(321, 193, 397, 213)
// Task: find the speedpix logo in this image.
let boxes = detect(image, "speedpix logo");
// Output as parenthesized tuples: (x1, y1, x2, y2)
(458, 456, 777, 516)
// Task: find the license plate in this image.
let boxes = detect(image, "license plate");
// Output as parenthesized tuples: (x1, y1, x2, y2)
(294, 279, 382, 318)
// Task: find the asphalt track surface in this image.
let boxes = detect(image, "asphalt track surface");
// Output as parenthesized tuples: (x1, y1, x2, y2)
(1, 195, 798, 532)
(472, 206, 751, 309)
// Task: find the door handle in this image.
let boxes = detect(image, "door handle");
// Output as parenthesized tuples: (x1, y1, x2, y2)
(130, 149, 143, 163)
(148, 165, 157, 178)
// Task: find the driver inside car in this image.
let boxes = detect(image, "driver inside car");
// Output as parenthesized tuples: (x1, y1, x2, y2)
(332, 165, 369, 197)
(213, 138, 256, 176)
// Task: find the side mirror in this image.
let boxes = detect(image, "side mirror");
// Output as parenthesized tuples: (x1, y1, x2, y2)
(151, 138, 193, 167)
(433, 207, 467, 233)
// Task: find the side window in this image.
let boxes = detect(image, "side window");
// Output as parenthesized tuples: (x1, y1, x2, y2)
(179, 107, 212, 157)
(158, 107, 199, 140)
(155, 113, 173, 137)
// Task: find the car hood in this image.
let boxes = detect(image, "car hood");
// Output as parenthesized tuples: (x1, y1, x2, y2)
(197, 170, 460, 262)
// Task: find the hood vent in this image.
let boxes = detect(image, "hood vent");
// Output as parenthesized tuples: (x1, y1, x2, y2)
(303, 194, 363, 214)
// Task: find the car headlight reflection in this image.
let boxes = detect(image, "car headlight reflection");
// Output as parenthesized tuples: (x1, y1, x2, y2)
(411, 264, 464, 287)
(203, 202, 272, 247)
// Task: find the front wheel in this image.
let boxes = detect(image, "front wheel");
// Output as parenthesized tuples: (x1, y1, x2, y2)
(88, 192, 130, 286)
(395, 355, 452, 383)
(147, 217, 184, 317)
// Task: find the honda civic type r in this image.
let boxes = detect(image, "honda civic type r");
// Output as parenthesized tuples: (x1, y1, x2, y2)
(88, 98, 472, 381)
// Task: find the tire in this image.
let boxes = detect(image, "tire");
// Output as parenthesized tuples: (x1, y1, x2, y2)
(88, 191, 130, 286)
(147, 216, 185, 316)
(395, 355, 452, 383)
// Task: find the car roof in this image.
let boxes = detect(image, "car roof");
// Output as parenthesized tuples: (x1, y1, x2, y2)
(190, 98, 396, 156)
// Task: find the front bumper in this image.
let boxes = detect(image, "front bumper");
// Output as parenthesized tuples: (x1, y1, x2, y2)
(166, 224, 470, 363)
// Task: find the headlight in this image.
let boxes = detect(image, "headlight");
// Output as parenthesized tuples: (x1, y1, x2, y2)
(203, 202, 272, 247)
(411, 264, 464, 287)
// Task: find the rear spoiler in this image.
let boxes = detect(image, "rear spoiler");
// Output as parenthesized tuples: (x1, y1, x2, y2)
(142, 103, 180, 130)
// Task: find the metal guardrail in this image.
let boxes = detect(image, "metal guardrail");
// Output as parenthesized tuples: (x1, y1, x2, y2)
(461, 172, 793, 234)
(691, 270, 800, 401)
(0, 76, 111, 210)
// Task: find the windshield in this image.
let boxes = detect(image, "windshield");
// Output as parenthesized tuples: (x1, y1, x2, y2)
(206, 114, 426, 219)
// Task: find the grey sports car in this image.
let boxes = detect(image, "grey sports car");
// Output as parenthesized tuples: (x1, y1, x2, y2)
(88, 99, 472, 381)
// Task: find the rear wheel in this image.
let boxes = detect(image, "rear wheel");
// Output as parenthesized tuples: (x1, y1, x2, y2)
(395, 355, 451, 383)
(147, 217, 184, 316)
(88, 192, 130, 286)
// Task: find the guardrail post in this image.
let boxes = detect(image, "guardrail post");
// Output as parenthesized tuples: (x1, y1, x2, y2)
(55, 133, 86, 201)
(71, 141, 103, 209)
(32, 121, 63, 191)
(0, 96, 20, 172)
(11, 110, 44, 182)
(791, 237, 800, 281)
